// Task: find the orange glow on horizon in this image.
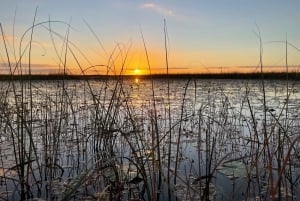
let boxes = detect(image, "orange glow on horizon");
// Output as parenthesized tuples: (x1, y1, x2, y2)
(15, 44, 297, 75)
(65, 64, 295, 75)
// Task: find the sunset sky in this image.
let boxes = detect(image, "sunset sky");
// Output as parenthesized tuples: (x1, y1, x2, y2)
(1, 0, 300, 75)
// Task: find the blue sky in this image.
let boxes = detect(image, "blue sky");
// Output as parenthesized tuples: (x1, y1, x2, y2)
(1, 0, 300, 74)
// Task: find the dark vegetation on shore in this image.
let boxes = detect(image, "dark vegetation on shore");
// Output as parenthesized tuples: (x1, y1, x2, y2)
(0, 71, 299, 81)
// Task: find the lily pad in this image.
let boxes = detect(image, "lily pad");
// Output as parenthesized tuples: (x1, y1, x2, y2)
(102, 164, 139, 183)
(217, 160, 247, 179)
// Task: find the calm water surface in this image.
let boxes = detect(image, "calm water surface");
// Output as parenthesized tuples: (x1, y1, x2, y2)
(0, 78, 299, 200)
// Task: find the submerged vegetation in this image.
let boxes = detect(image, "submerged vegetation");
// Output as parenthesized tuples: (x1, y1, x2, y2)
(0, 15, 300, 201)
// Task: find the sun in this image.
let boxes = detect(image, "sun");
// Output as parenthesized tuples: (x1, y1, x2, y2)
(134, 68, 141, 75)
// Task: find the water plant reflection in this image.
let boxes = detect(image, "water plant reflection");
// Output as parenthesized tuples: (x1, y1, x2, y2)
(0, 78, 299, 200)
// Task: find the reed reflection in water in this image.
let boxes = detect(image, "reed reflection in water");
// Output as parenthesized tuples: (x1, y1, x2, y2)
(0, 78, 299, 200)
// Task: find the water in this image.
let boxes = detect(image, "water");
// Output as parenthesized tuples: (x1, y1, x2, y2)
(0, 78, 299, 200)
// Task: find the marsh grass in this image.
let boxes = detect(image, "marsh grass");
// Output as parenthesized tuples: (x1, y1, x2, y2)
(0, 15, 300, 201)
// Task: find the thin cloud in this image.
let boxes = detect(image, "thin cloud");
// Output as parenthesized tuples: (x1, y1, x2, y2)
(142, 3, 174, 17)
(0, 62, 56, 68)
(0, 62, 59, 73)
(1, 34, 14, 41)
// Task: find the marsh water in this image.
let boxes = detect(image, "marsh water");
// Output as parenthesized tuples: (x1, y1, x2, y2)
(0, 78, 299, 200)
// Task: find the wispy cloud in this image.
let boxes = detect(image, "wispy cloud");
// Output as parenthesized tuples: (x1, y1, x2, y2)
(142, 3, 174, 17)
(0, 62, 55, 68)
(0, 62, 60, 73)
(2, 34, 14, 41)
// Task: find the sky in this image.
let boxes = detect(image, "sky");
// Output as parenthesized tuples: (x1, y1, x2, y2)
(0, 0, 300, 75)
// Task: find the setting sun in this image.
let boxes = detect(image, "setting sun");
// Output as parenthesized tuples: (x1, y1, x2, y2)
(134, 68, 141, 75)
